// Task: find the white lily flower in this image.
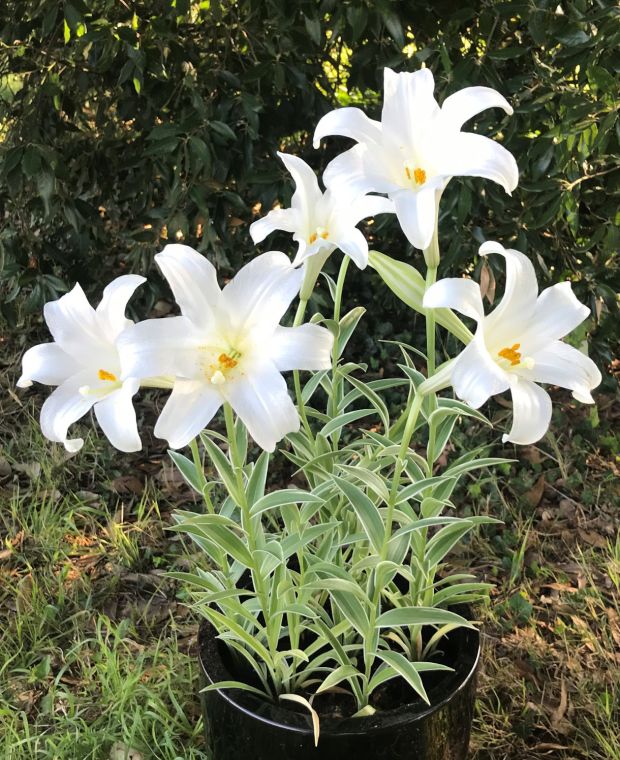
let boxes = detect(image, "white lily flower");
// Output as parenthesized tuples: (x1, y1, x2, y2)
(250, 151, 394, 270)
(118, 244, 334, 452)
(313, 67, 518, 251)
(17, 275, 146, 453)
(423, 242, 601, 445)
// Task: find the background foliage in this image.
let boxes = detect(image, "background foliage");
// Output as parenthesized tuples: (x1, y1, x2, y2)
(0, 0, 618, 371)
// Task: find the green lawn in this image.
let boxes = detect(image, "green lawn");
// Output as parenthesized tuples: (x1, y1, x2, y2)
(1, 356, 618, 759)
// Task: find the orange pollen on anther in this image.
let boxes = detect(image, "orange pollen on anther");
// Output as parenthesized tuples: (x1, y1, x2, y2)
(405, 166, 426, 185)
(218, 353, 238, 370)
(309, 228, 329, 244)
(498, 343, 522, 366)
(98, 369, 118, 382)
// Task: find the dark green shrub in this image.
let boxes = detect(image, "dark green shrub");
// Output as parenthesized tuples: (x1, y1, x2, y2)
(1, 0, 617, 371)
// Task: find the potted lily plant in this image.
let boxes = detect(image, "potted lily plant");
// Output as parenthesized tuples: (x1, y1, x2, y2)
(18, 67, 601, 759)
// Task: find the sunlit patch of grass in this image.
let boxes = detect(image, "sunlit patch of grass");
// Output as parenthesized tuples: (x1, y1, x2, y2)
(470, 529, 619, 759)
(0, 420, 208, 759)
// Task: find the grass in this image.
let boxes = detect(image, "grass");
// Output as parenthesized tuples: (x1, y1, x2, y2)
(1, 341, 619, 758)
(0, 464, 208, 759)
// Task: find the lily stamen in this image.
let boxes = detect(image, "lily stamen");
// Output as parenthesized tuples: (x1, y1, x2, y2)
(218, 353, 238, 370)
(98, 368, 118, 382)
(404, 163, 426, 186)
(309, 227, 330, 244)
(498, 343, 521, 366)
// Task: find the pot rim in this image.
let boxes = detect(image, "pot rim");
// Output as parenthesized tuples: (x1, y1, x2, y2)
(198, 615, 481, 738)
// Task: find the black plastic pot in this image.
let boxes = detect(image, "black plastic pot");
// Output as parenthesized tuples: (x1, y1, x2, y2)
(198, 618, 481, 759)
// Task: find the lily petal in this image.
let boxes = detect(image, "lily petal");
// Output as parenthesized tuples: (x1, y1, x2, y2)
(382, 67, 439, 147)
(44, 284, 110, 364)
(39, 369, 98, 452)
(277, 152, 323, 219)
(96, 274, 146, 341)
(222, 251, 302, 331)
(250, 208, 300, 244)
(223, 362, 300, 452)
(438, 132, 518, 194)
(118, 316, 202, 380)
(94, 378, 141, 452)
(391, 186, 437, 250)
(18, 343, 82, 388)
(333, 228, 370, 269)
(526, 282, 590, 352)
(271, 324, 334, 372)
(504, 376, 552, 445)
(154, 379, 223, 449)
(424, 278, 485, 323)
(323, 144, 400, 197)
(527, 340, 601, 404)
(441, 86, 513, 129)
(452, 334, 510, 408)
(313, 107, 382, 149)
(480, 242, 539, 336)
(155, 244, 222, 330)
(348, 194, 395, 225)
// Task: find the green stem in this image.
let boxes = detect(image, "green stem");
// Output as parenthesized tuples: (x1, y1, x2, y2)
(333, 255, 350, 324)
(189, 437, 215, 514)
(364, 391, 424, 694)
(223, 404, 271, 643)
(424, 265, 438, 377)
(383, 392, 424, 558)
(328, 256, 351, 437)
(292, 299, 313, 441)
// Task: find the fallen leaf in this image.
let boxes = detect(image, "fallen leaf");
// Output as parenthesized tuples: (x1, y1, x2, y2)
(577, 528, 608, 548)
(525, 474, 546, 508)
(13, 461, 41, 480)
(111, 475, 144, 495)
(521, 446, 543, 465)
(550, 678, 568, 729)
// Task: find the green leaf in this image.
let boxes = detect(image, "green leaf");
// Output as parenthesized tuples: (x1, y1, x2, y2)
(321, 408, 376, 438)
(173, 518, 253, 568)
(332, 475, 384, 554)
(204, 607, 272, 665)
(201, 680, 268, 699)
(246, 450, 270, 505)
(425, 522, 478, 568)
(445, 457, 514, 478)
(250, 489, 323, 517)
(209, 120, 236, 141)
(396, 476, 456, 504)
(302, 370, 329, 404)
(338, 464, 390, 503)
(316, 665, 364, 695)
(337, 306, 365, 358)
(331, 589, 370, 634)
(303, 14, 321, 45)
(343, 375, 390, 431)
(168, 450, 205, 494)
(374, 650, 430, 704)
(383, 13, 404, 47)
(389, 516, 464, 544)
(375, 607, 476, 629)
(433, 582, 494, 607)
(200, 433, 240, 501)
